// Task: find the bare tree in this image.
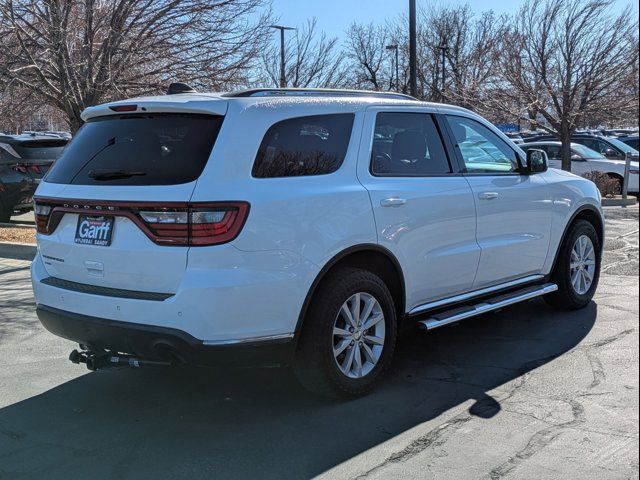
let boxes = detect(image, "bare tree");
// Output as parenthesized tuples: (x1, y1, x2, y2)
(0, 87, 66, 133)
(0, 0, 272, 132)
(490, 0, 638, 171)
(260, 18, 347, 88)
(345, 22, 393, 91)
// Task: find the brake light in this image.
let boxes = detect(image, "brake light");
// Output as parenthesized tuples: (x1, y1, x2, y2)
(109, 104, 138, 112)
(33, 199, 250, 246)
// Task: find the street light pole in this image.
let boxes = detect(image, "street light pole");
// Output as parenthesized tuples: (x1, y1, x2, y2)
(436, 43, 448, 101)
(409, 0, 417, 97)
(269, 25, 295, 88)
(386, 44, 399, 92)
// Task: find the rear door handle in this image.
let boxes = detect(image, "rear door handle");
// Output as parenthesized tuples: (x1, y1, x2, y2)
(380, 197, 407, 207)
(479, 192, 499, 200)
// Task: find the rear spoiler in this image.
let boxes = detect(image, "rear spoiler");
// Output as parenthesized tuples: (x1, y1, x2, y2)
(81, 97, 228, 122)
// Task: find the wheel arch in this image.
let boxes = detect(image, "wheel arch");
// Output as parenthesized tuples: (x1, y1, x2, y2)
(549, 204, 604, 275)
(293, 244, 406, 343)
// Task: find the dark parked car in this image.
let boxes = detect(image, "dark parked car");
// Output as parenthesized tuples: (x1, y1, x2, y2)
(0, 133, 68, 221)
(619, 135, 639, 151)
(524, 133, 638, 160)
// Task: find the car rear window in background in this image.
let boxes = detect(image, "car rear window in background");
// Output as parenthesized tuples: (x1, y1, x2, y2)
(252, 114, 354, 178)
(9, 140, 68, 161)
(45, 113, 223, 185)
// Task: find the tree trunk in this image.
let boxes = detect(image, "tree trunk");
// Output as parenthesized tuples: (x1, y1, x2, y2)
(560, 129, 572, 172)
(67, 112, 84, 135)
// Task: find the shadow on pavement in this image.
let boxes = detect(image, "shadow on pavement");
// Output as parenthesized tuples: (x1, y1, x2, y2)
(0, 299, 596, 480)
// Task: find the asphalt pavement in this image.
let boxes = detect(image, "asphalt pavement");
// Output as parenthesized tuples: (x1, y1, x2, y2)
(0, 207, 637, 480)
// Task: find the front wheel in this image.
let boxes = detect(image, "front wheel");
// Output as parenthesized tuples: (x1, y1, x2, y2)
(545, 219, 601, 310)
(293, 267, 397, 398)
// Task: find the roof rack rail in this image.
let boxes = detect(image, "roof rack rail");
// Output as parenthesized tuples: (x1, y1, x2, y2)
(221, 88, 417, 101)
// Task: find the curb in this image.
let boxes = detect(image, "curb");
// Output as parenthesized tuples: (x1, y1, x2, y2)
(602, 197, 638, 207)
(0, 222, 35, 229)
(0, 241, 37, 261)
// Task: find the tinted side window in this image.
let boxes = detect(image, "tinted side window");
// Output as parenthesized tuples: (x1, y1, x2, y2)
(546, 145, 561, 160)
(252, 114, 354, 178)
(446, 115, 519, 174)
(370, 113, 451, 176)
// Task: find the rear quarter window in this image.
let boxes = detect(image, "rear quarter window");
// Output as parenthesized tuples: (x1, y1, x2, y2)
(252, 114, 355, 178)
(45, 113, 223, 185)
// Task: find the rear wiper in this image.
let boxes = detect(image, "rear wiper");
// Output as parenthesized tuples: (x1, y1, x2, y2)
(88, 169, 146, 180)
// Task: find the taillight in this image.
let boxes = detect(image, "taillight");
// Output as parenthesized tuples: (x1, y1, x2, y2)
(138, 203, 249, 246)
(189, 205, 249, 246)
(34, 202, 53, 234)
(33, 199, 249, 246)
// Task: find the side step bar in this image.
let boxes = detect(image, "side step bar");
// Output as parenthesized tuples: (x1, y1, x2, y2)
(418, 283, 558, 331)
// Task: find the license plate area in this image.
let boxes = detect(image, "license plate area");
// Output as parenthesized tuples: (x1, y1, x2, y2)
(75, 215, 114, 246)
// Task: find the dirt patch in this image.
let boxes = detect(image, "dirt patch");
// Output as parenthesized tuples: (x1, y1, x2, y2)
(0, 227, 36, 244)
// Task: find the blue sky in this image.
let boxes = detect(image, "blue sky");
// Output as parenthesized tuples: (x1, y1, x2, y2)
(268, 0, 638, 40)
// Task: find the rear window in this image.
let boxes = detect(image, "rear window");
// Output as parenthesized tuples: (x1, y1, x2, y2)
(45, 113, 223, 185)
(252, 114, 354, 178)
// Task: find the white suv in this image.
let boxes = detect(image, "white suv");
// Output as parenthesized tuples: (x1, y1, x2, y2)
(32, 87, 604, 398)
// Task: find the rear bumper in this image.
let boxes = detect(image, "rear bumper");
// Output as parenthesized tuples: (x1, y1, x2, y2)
(37, 304, 295, 367)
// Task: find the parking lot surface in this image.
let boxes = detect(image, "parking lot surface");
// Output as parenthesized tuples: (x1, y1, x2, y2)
(0, 207, 638, 479)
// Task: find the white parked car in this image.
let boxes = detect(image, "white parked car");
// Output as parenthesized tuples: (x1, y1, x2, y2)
(522, 141, 639, 194)
(32, 87, 604, 398)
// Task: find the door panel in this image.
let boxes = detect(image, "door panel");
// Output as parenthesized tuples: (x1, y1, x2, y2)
(464, 174, 553, 286)
(358, 108, 480, 310)
(443, 114, 553, 287)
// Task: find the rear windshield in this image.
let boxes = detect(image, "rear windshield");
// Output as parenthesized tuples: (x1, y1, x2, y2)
(14, 140, 68, 161)
(45, 113, 223, 185)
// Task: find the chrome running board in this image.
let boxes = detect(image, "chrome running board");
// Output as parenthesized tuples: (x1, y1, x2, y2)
(409, 275, 545, 315)
(417, 283, 558, 331)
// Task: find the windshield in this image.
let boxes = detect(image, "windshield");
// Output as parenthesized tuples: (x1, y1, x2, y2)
(572, 144, 605, 159)
(606, 136, 639, 154)
(45, 113, 223, 185)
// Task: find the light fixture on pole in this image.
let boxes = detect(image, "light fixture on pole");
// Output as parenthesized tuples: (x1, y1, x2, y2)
(386, 44, 399, 92)
(269, 25, 296, 88)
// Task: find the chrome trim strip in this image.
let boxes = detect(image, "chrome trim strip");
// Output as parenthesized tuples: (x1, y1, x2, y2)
(202, 333, 294, 346)
(409, 274, 545, 315)
(419, 283, 558, 330)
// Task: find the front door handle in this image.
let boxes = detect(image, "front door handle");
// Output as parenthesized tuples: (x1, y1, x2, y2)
(479, 192, 500, 200)
(380, 197, 407, 207)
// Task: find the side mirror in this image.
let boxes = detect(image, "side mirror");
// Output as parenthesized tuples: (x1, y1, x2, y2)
(571, 153, 583, 161)
(603, 147, 618, 157)
(526, 149, 548, 174)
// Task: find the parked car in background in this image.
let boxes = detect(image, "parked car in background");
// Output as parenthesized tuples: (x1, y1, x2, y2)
(524, 133, 638, 161)
(521, 141, 639, 194)
(0, 133, 69, 221)
(619, 135, 639, 151)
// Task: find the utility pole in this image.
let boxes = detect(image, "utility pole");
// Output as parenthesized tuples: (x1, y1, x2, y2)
(409, 0, 417, 97)
(436, 43, 448, 101)
(269, 25, 295, 88)
(386, 44, 399, 92)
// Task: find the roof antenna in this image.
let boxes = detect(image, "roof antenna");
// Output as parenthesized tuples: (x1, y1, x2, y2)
(167, 82, 197, 95)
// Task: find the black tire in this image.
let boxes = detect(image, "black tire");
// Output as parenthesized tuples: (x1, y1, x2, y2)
(545, 219, 601, 310)
(0, 206, 12, 223)
(607, 174, 623, 195)
(293, 267, 397, 399)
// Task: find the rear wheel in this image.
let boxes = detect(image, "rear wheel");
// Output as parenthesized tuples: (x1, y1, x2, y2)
(607, 174, 623, 195)
(0, 204, 12, 223)
(293, 267, 397, 398)
(545, 220, 601, 309)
